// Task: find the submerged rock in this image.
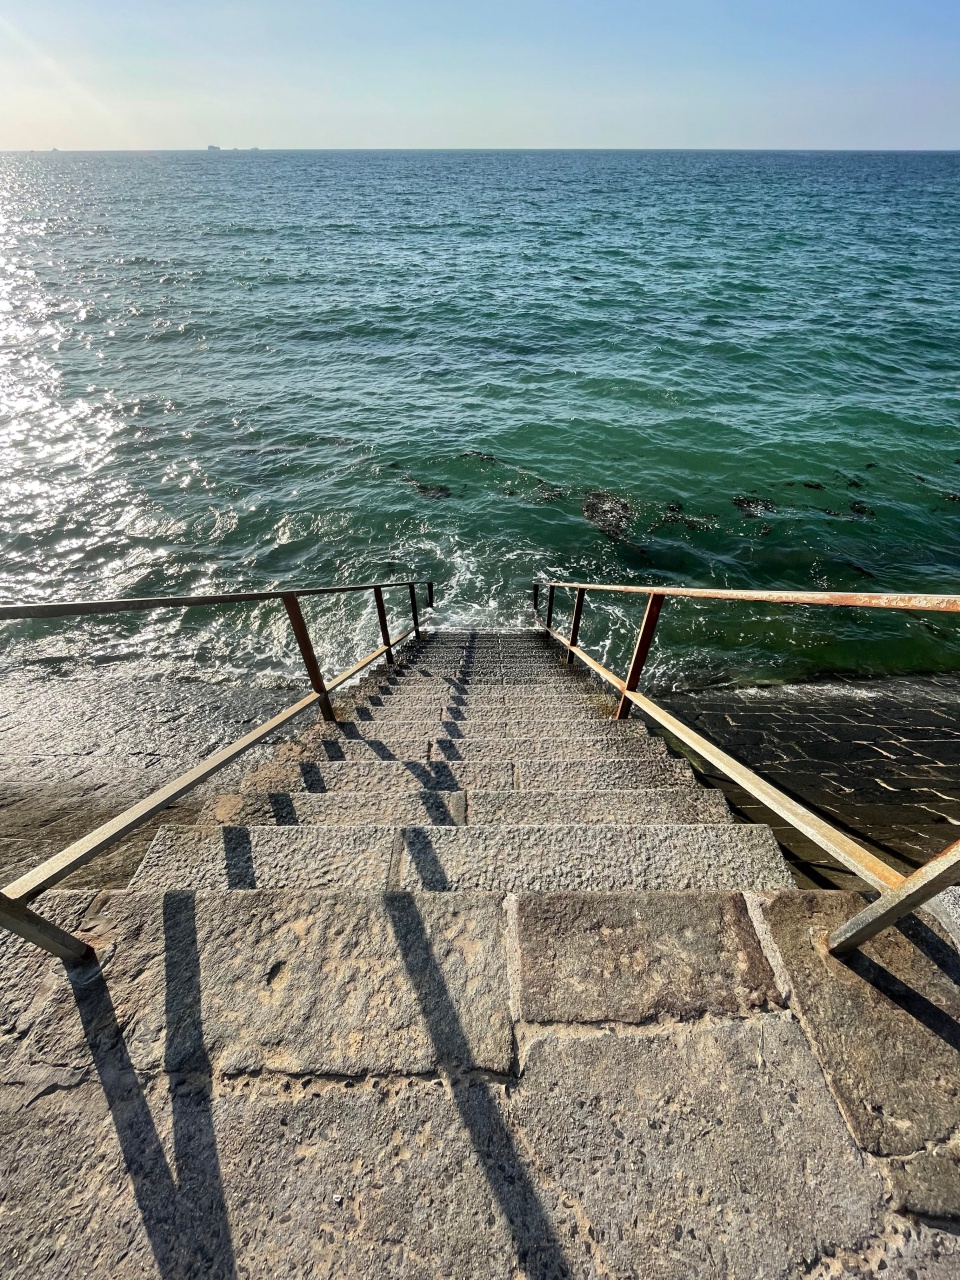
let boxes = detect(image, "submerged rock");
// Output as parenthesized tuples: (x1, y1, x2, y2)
(732, 496, 776, 517)
(534, 483, 566, 503)
(406, 478, 451, 499)
(582, 490, 634, 539)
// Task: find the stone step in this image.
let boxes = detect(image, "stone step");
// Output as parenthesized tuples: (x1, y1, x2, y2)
(348, 688, 612, 716)
(398, 825, 792, 892)
(201, 786, 733, 828)
(134, 822, 791, 893)
(344, 704, 613, 729)
(239, 755, 696, 795)
(276, 734, 667, 764)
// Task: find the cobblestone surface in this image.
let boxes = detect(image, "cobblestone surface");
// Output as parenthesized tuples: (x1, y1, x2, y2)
(659, 675, 960, 890)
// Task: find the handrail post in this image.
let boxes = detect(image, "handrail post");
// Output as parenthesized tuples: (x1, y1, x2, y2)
(0, 892, 91, 961)
(616, 592, 665, 719)
(545, 585, 556, 630)
(532, 583, 540, 615)
(408, 583, 421, 638)
(567, 588, 586, 665)
(283, 594, 335, 721)
(427, 581, 435, 609)
(374, 586, 394, 664)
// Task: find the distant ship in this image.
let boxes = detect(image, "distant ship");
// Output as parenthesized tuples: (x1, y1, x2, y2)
(207, 145, 221, 151)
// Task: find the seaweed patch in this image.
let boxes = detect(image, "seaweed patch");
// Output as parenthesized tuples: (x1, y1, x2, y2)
(406, 478, 451, 499)
(732, 495, 776, 517)
(582, 489, 634, 539)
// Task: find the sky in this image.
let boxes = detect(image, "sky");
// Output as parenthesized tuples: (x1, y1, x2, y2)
(0, 0, 958, 151)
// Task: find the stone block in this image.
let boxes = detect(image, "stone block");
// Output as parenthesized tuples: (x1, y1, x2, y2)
(399, 824, 792, 892)
(517, 892, 779, 1023)
(132, 825, 395, 891)
(1, 890, 513, 1082)
(510, 1022, 883, 1279)
(760, 890, 960, 1212)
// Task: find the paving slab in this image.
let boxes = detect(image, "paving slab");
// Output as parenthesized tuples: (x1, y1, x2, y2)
(398, 824, 793, 892)
(517, 892, 779, 1023)
(239, 758, 514, 794)
(510, 1022, 883, 1280)
(760, 890, 960, 1217)
(0, 890, 513, 1083)
(131, 826, 395, 891)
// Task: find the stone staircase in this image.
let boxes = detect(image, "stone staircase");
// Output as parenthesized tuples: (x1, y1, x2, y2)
(4, 629, 960, 1278)
(133, 629, 793, 896)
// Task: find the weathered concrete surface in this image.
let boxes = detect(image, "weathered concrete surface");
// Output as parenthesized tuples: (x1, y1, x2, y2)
(511, 1023, 883, 1279)
(400, 824, 794, 892)
(240, 758, 514, 794)
(517, 892, 779, 1023)
(0, 891, 513, 1081)
(130, 826, 396, 891)
(0, 668, 300, 888)
(760, 890, 960, 1217)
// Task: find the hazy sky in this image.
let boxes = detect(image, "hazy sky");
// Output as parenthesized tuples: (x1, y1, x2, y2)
(1, 0, 958, 150)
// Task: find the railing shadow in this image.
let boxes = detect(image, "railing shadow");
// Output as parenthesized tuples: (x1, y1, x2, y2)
(69, 892, 237, 1278)
(384, 892, 571, 1279)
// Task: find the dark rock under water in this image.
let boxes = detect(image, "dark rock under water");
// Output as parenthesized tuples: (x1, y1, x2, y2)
(582, 490, 634, 540)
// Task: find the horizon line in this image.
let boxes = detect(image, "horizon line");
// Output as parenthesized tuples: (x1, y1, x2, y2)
(3, 146, 960, 155)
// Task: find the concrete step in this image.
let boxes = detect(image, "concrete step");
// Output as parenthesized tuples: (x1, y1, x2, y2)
(277, 733, 667, 764)
(201, 786, 734, 828)
(239, 755, 695, 795)
(134, 822, 790, 893)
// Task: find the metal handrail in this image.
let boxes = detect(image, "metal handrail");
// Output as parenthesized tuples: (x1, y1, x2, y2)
(533, 579, 960, 955)
(0, 576, 434, 960)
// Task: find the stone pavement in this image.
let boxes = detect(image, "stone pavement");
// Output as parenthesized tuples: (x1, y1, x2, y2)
(1, 632, 959, 1275)
(659, 676, 960, 890)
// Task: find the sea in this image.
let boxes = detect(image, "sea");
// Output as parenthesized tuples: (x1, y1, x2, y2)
(2, 149, 960, 692)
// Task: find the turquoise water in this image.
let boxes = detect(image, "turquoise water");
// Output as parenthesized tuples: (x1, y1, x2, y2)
(2, 150, 960, 689)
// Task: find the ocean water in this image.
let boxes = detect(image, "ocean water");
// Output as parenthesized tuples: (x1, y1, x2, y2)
(2, 149, 960, 691)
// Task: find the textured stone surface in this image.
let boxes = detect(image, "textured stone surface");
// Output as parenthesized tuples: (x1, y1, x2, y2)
(131, 826, 395, 890)
(511, 1023, 883, 1280)
(278, 731, 667, 764)
(0, 1017, 888, 1280)
(240, 758, 514, 794)
(0, 892, 97, 1066)
(517, 892, 779, 1023)
(760, 892, 960, 1190)
(1, 890, 513, 1081)
(399, 824, 793, 892)
(467, 786, 733, 825)
(429, 734, 668, 762)
(517, 757, 695, 790)
(202, 789, 467, 827)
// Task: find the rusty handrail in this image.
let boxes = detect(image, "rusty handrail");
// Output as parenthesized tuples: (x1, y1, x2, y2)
(0, 579, 430, 621)
(541, 581, 960, 612)
(533, 579, 960, 954)
(0, 576, 434, 958)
